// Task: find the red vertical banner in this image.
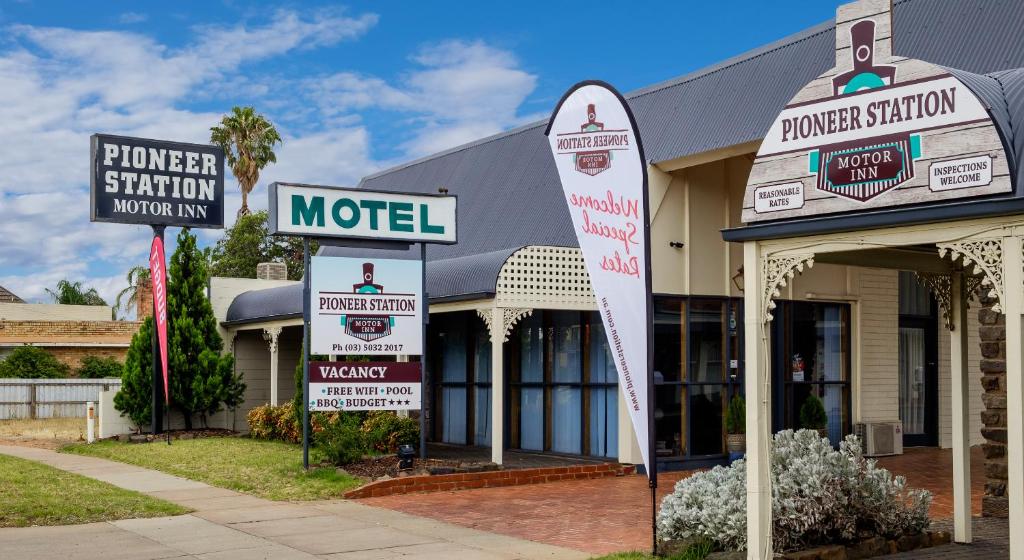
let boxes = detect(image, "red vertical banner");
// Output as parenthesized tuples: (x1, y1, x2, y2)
(149, 236, 170, 404)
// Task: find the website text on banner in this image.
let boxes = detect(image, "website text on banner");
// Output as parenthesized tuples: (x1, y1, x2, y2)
(545, 82, 653, 476)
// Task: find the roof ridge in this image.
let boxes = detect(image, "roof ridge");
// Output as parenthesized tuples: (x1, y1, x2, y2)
(360, 17, 837, 184)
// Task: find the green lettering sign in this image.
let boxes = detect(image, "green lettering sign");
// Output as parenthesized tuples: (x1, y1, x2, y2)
(420, 204, 445, 235)
(332, 198, 360, 228)
(389, 202, 414, 232)
(359, 199, 387, 230)
(291, 195, 324, 227)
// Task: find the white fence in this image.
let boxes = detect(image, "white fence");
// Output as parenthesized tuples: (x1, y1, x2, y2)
(0, 378, 122, 420)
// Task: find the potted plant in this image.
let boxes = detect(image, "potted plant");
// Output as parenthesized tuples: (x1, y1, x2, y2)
(725, 394, 745, 456)
(799, 394, 829, 439)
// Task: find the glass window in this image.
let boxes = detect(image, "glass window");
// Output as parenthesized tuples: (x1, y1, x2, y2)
(653, 297, 741, 460)
(520, 313, 544, 382)
(899, 271, 932, 316)
(776, 302, 851, 446)
(439, 318, 467, 444)
(474, 329, 491, 446)
(589, 319, 618, 457)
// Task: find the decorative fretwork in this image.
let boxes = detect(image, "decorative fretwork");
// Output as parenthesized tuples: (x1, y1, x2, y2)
(263, 326, 282, 353)
(496, 246, 594, 309)
(761, 254, 815, 323)
(476, 308, 533, 343)
(914, 272, 954, 330)
(937, 239, 1003, 312)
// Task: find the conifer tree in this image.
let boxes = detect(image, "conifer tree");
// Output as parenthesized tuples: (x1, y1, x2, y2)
(115, 316, 154, 428)
(167, 228, 241, 428)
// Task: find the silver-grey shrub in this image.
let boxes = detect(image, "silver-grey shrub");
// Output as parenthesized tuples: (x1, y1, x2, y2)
(657, 429, 931, 552)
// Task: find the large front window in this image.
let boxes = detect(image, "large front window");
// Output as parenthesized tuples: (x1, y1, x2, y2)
(509, 311, 618, 457)
(653, 297, 743, 461)
(772, 301, 852, 445)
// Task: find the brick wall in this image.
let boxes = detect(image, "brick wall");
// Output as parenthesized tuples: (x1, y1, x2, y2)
(977, 295, 1008, 518)
(0, 319, 139, 373)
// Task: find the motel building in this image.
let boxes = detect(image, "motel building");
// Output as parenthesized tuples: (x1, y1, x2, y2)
(210, 0, 1024, 552)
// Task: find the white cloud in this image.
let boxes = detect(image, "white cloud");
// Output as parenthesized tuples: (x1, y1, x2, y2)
(0, 10, 538, 310)
(0, 9, 379, 307)
(307, 39, 539, 156)
(118, 12, 148, 24)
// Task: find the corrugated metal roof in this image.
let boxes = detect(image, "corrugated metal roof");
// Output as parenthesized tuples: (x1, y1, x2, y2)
(227, 0, 1024, 322)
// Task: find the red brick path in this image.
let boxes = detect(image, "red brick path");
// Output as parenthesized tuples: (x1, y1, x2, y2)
(876, 446, 985, 519)
(359, 447, 986, 555)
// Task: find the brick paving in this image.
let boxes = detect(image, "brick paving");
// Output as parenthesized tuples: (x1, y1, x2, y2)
(876, 446, 985, 518)
(362, 446, 998, 556)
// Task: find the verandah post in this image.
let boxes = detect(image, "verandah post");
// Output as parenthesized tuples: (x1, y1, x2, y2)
(950, 271, 972, 543)
(1003, 235, 1024, 560)
(490, 307, 504, 465)
(743, 240, 771, 560)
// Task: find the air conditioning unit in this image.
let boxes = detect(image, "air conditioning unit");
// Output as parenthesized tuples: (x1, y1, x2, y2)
(854, 422, 903, 457)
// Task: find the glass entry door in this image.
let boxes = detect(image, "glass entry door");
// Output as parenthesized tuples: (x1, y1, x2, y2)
(897, 271, 938, 447)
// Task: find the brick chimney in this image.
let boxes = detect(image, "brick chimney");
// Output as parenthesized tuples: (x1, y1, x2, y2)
(257, 262, 288, 281)
(136, 276, 153, 320)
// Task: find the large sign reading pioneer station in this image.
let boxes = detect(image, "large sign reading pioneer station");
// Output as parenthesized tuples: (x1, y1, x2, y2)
(742, 5, 1011, 222)
(310, 256, 423, 356)
(269, 182, 456, 243)
(90, 134, 225, 228)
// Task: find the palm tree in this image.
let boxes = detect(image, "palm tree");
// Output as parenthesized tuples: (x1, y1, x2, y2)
(210, 106, 282, 218)
(46, 280, 107, 306)
(115, 265, 151, 319)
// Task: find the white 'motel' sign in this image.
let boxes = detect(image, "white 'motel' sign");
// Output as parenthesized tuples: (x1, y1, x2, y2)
(310, 256, 423, 356)
(545, 82, 652, 475)
(269, 183, 456, 243)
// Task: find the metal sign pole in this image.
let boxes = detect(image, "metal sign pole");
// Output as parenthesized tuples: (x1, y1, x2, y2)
(150, 225, 165, 436)
(419, 243, 428, 460)
(302, 238, 311, 470)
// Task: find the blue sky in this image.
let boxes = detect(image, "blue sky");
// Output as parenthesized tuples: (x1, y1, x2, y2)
(0, 0, 844, 311)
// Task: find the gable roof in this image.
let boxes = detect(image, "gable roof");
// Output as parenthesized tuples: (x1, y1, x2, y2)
(226, 0, 1024, 323)
(0, 285, 24, 304)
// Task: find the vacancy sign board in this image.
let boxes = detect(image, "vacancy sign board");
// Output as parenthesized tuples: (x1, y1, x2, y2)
(90, 134, 225, 228)
(742, 11, 1010, 222)
(308, 361, 421, 412)
(310, 256, 423, 355)
(545, 82, 653, 475)
(269, 182, 456, 243)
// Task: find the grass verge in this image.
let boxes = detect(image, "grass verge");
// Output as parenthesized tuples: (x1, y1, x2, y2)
(62, 437, 363, 501)
(0, 454, 187, 527)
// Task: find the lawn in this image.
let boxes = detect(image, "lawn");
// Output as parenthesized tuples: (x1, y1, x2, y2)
(62, 437, 363, 501)
(0, 454, 187, 527)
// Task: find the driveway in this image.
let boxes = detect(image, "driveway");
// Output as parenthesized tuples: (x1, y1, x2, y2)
(0, 445, 587, 560)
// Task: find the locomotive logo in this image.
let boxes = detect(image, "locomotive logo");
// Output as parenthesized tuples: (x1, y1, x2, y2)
(554, 104, 631, 177)
(341, 263, 395, 342)
(810, 20, 919, 203)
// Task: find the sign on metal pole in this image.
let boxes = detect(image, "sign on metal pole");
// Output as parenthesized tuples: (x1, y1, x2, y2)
(310, 256, 424, 356)
(308, 361, 422, 412)
(91, 134, 225, 228)
(268, 183, 456, 244)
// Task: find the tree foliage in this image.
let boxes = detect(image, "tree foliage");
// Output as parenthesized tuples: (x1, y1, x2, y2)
(167, 228, 243, 429)
(209, 106, 282, 217)
(0, 346, 69, 378)
(77, 355, 123, 379)
(207, 210, 312, 281)
(46, 279, 108, 307)
(114, 266, 151, 319)
(115, 317, 154, 428)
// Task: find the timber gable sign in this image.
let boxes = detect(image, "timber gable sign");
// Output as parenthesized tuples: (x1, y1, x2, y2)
(742, 2, 1011, 222)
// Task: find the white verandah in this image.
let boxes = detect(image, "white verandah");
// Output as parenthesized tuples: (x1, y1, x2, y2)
(741, 216, 1024, 559)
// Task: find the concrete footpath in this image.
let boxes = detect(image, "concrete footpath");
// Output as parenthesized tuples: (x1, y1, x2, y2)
(0, 445, 590, 560)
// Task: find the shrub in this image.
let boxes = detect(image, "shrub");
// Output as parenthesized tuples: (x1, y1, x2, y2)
(0, 346, 69, 379)
(77, 355, 123, 379)
(247, 404, 300, 442)
(657, 429, 931, 553)
(361, 411, 420, 453)
(799, 394, 828, 430)
(725, 395, 745, 435)
(315, 413, 366, 465)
